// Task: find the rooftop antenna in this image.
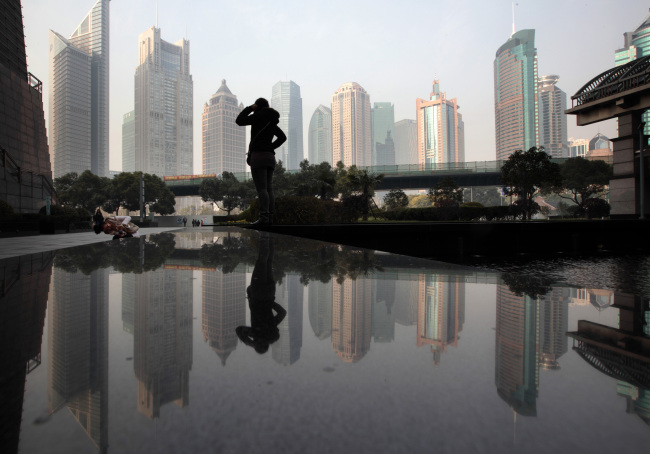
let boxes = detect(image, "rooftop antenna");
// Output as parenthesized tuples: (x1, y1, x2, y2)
(512, 2, 517, 36)
(156, 1, 158, 28)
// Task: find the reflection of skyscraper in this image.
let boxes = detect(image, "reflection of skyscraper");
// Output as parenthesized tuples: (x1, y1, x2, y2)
(48, 267, 109, 452)
(202, 269, 246, 366)
(417, 275, 465, 364)
(394, 276, 419, 326)
(332, 278, 372, 363)
(272, 81, 303, 170)
(122, 274, 135, 333)
(416, 80, 465, 165)
(332, 82, 372, 167)
(372, 278, 396, 343)
(49, 0, 110, 178)
(495, 286, 539, 416)
(371, 102, 395, 166)
(134, 26, 192, 177)
(308, 105, 333, 165)
(0, 253, 53, 454)
(394, 119, 417, 165)
(494, 29, 538, 160)
(272, 274, 303, 365)
(134, 268, 193, 419)
(538, 288, 568, 370)
(202, 79, 246, 174)
(308, 281, 333, 340)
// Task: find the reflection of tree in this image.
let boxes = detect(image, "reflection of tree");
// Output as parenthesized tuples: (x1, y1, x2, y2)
(501, 273, 554, 300)
(53, 233, 176, 274)
(199, 234, 383, 284)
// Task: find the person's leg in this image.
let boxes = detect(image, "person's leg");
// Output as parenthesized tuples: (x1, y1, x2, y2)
(266, 167, 274, 224)
(251, 166, 270, 222)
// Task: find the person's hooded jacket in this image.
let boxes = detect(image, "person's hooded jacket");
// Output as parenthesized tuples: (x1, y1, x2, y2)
(236, 106, 287, 153)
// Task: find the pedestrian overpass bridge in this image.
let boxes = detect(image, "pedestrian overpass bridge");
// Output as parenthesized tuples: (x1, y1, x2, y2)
(164, 157, 611, 196)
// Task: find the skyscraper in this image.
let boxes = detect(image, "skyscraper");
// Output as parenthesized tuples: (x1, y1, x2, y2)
(134, 27, 192, 177)
(331, 82, 372, 167)
(537, 75, 568, 158)
(371, 102, 395, 166)
(307, 105, 332, 165)
(202, 80, 246, 174)
(393, 119, 417, 165)
(416, 80, 465, 166)
(49, 0, 109, 178)
(494, 29, 538, 160)
(271, 81, 303, 170)
(122, 111, 135, 172)
(615, 12, 650, 135)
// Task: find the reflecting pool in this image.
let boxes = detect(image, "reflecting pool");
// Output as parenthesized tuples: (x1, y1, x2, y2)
(2, 228, 649, 453)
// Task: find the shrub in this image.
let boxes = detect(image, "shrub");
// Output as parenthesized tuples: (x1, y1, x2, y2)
(0, 199, 15, 217)
(582, 197, 610, 219)
(245, 196, 350, 224)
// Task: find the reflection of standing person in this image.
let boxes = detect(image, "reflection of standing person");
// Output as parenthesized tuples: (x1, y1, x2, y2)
(235, 98, 287, 226)
(236, 233, 286, 353)
(182, 216, 187, 227)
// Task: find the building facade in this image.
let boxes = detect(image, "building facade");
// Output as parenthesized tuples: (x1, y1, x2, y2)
(537, 75, 568, 158)
(331, 82, 372, 167)
(122, 111, 135, 172)
(271, 81, 303, 170)
(568, 137, 589, 158)
(494, 29, 538, 160)
(371, 102, 395, 166)
(416, 80, 465, 166)
(0, 0, 53, 213)
(202, 80, 246, 174)
(134, 27, 192, 177)
(49, 0, 110, 178)
(307, 105, 332, 165)
(393, 119, 418, 165)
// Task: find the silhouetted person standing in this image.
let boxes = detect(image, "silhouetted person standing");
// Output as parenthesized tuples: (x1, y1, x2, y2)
(236, 98, 286, 226)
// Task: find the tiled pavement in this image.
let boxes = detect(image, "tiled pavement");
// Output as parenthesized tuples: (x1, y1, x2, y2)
(0, 227, 187, 260)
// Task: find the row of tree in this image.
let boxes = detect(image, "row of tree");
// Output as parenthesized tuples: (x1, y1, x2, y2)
(54, 170, 176, 216)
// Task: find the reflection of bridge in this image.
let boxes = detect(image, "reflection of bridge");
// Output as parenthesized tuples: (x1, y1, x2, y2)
(164, 158, 610, 196)
(567, 320, 650, 389)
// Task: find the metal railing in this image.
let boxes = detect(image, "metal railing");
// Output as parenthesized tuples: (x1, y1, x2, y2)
(28, 72, 42, 94)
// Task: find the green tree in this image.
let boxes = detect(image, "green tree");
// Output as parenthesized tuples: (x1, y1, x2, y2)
(554, 157, 612, 210)
(54, 170, 111, 213)
(427, 177, 463, 204)
(112, 172, 176, 215)
(199, 172, 248, 216)
(500, 147, 561, 220)
(409, 194, 433, 207)
(383, 189, 409, 210)
(337, 166, 384, 220)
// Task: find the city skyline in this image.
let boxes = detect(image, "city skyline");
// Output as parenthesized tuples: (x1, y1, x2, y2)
(22, 1, 643, 174)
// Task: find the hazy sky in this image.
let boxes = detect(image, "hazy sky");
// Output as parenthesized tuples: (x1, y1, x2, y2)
(22, 0, 649, 173)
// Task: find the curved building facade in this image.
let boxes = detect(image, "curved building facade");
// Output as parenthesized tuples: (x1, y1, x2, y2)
(307, 105, 332, 165)
(331, 82, 371, 167)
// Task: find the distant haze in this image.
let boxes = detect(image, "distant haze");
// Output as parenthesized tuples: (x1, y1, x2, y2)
(23, 0, 642, 173)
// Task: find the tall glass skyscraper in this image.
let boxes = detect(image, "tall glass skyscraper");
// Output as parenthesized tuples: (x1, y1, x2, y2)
(537, 75, 568, 158)
(49, 0, 109, 178)
(271, 81, 303, 170)
(308, 105, 332, 165)
(394, 119, 417, 165)
(416, 80, 465, 166)
(134, 27, 192, 177)
(371, 102, 395, 166)
(122, 111, 135, 172)
(494, 29, 538, 160)
(332, 82, 371, 167)
(202, 79, 246, 174)
(615, 12, 650, 136)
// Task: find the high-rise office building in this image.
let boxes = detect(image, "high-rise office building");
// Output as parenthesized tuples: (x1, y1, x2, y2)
(1, 0, 53, 213)
(371, 102, 395, 166)
(568, 137, 589, 158)
(494, 29, 538, 160)
(122, 111, 135, 172)
(202, 80, 246, 174)
(134, 27, 192, 177)
(49, 0, 110, 178)
(416, 80, 465, 166)
(538, 75, 568, 158)
(393, 119, 417, 165)
(308, 105, 332, 165)
(271, 81, 303, 170)
(332, 82, 372, 167)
